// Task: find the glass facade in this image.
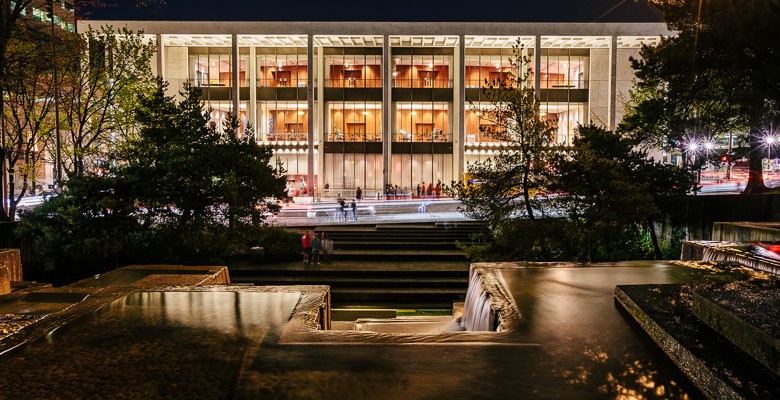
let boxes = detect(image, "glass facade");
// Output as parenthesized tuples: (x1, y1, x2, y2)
(394, 102, 450, 142)
(464, 49, 522, 88)
(539, 49, 589, 89)
(392, 50, 452, 88)
(327, 102, 382, 142)
(325, 50, 382, 88)
(542, 102, 587, 145)
(189, 48, 249, 87)
(150, 30, 646, 196)
(257, 49, 308, 87)
(258, 101, 309, 142)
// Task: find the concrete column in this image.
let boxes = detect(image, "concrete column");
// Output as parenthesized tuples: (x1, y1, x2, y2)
(316, 45, 326, 194)
(156, 34, 164, 78)
(231, 34, 239, 116)
(248, 46, 257, 140)
(307, 34, 315, 198)
(382, 35, 391, 189)
(534, 35, 541, 96)
(608, 35, 618, 131)
(455, 34, 465, 181)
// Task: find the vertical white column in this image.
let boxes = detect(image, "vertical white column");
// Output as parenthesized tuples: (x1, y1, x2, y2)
(608, 35, 618, 131)
(156, 34, 164, 78)
(231, 34, 239, 115)
(307, 34, 315, 198)
(317, 43, 326, 194)
(455, 34, 465, 181)
(248, 45, 257, 141)
(534, 35, 541, 96)
(382, 35, 391, 189)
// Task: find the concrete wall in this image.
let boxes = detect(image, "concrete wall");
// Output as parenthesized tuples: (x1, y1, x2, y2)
(615, 48, 641, 127)
(588, 48, 610, 127)
(164, 46, 189, 95)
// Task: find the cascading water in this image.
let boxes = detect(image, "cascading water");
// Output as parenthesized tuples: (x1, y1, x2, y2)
(460, 269, 497, 331)
(692, 241, 780, 275)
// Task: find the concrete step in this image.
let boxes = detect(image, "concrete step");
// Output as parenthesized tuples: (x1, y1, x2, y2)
(333, 241, 464, 250)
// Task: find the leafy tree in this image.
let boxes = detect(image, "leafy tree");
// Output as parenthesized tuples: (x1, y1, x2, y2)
(57, 25, 157, 178)
(18, 79, 288, 275)
(449, 42, 559, 259)
(1, 25, 60, 219)
(625, 0, 780, 193)
(552, 124, 692, 260)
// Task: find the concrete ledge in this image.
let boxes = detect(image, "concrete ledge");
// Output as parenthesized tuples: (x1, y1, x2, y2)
(0, 249, 22, 282)
(615, 285, 746, 400)
(0, 266, 9, 296)
(693, 289, 780, 375)
(712, 222, 780, 242)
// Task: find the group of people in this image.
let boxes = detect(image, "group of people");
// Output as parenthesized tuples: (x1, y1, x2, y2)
(301, 230, 333, 265)
(416, 180, 443, 197)
(336, 199, 359, 222)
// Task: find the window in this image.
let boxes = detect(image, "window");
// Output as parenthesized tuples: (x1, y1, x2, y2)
(257, 49, 308, 88)
(542, 102, 586, 145)
(189, 48, 248, 87)
(392, 49, 452, 88)
(258, 101, 308, 142)
(540, 49, 589, 89)
(327, 102, 382, 142)
(464, 48, 526, 89)
(465, 103, 508, 144)
(325, 49, 382, 88)
(394, 102, 450, 142)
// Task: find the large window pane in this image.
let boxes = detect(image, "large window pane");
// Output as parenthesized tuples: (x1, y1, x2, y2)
(257, 101, 309, 142)
(394, 102, 450, 142)
(326, 102, 382, 142)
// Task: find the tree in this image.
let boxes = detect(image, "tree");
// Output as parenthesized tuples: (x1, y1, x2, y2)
(626, 0, 780, 193)
(124, 80, 287, 232)
(1, 24, 61, 220)
(552, 124, 692, 261)
(57, 25, 157, 178)
(449, 42, 559, 259)
(18, 79, 288, 274)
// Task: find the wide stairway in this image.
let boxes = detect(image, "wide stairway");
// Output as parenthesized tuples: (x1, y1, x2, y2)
(229, 221, 486, 311)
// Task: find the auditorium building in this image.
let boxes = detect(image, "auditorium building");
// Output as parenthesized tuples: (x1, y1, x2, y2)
(81, 21, 669, 198)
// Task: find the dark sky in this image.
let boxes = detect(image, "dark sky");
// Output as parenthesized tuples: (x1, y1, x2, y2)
(84, 0, 662, 22)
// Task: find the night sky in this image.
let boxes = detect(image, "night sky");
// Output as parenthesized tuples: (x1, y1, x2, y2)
(84, 0, 662, 22)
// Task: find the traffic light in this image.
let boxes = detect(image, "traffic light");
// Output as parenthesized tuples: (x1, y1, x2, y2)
(721, 154, 729, 163)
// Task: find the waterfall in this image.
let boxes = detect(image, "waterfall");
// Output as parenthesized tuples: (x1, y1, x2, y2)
(694, 242, 780, 275)
(460, 269, 497, 331)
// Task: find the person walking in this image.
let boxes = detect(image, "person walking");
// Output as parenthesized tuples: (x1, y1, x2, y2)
(301, 231, 312, 264)
(339, 199, 346, 221)
(350, 199, 358, 221)
(356, 186, 363, 201)
(416, 184, 421, 197)
(310, 233, 322, 265)
(321, 233, 333, 262)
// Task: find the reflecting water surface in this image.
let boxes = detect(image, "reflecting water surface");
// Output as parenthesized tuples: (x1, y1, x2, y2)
(498, 262, 729, 399)
(0, 291, 300, 398)
(0, 263, 752, 399)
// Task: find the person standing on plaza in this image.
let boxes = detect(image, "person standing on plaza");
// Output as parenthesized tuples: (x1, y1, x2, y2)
(356, 186, 363, 201)
(427, 182, 434, 196)
(350, 199, 357, 221)
(416, 183, 421, 197)
(339, 199, 347, 221)
(311, 233, 323, 265)
(301, 231, 312, 264)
